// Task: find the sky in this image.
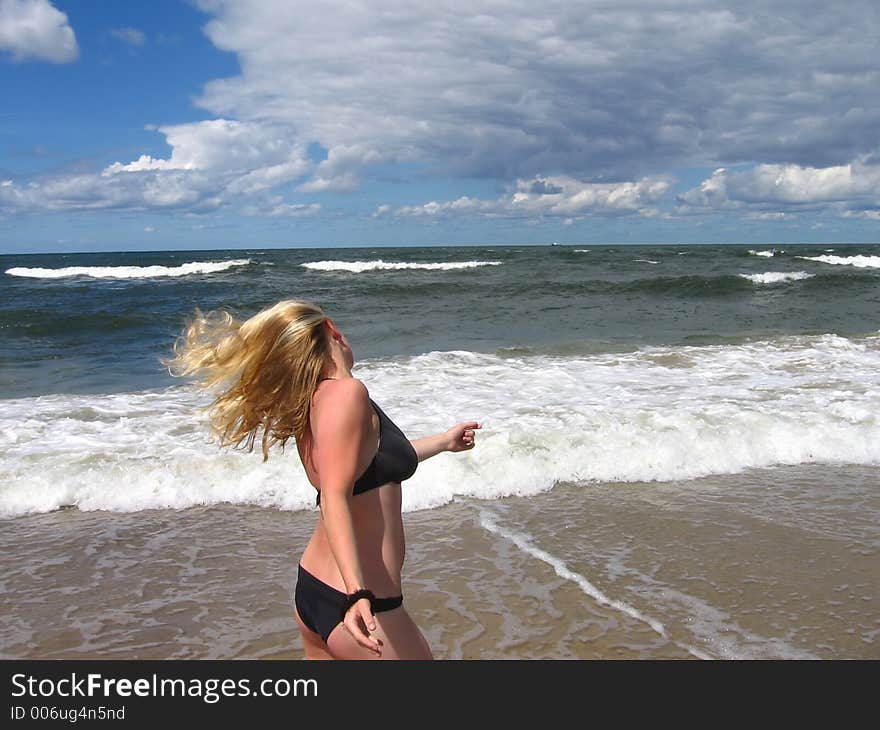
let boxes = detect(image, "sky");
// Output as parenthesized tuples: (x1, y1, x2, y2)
(0, 0, 878, 253)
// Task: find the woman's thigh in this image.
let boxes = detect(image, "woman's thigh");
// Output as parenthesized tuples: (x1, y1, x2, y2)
(326, 607, 433, 660)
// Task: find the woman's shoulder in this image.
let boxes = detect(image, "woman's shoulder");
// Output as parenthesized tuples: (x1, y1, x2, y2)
(311, 377, 374, 441)
(313, 376, 371, 412)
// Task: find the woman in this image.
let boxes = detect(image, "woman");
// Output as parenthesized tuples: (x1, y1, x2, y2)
(166, 299, 480, 659)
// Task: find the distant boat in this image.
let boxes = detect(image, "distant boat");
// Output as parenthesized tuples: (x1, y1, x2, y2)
(551, 241, 560, 246)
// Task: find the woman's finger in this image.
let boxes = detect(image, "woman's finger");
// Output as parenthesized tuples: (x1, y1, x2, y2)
(344, 600, 381, 654)
(359, 600, 377, 633)
(345, 616, 379, 653)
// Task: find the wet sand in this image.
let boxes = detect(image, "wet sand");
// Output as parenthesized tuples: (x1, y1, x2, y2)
(1, 464, 877, 659)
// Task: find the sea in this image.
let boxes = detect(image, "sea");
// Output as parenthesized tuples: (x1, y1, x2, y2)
(1, 243, 878, 659)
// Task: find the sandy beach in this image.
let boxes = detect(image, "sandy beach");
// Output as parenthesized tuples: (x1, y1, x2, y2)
(2, 463, 875, 660)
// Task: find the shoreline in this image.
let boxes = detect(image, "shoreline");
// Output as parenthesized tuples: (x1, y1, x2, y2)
(1, 464, 877, 660)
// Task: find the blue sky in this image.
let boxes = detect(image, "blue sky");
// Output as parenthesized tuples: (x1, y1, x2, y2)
(1, 0, 878, 253)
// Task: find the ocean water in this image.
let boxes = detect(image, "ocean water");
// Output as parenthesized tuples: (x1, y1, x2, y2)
(1, 243, 878, 659)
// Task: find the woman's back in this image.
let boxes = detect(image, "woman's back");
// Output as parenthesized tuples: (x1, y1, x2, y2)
(297, 376, 409, 598)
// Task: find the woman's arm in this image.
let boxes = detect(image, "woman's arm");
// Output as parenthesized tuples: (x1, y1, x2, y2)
(410, 421, 481, 462)
(312, 378, 381, 654)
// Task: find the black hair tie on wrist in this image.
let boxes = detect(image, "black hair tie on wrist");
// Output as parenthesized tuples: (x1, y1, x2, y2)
(341, 589, 376, 620)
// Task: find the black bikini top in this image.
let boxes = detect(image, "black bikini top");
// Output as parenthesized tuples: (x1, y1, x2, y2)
(314, 382, 418, 506)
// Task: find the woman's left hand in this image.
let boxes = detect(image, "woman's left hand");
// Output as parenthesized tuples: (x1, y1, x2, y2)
(445, 421, 482, 452)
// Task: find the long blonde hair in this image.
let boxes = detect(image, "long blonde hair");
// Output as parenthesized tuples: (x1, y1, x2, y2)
(162, 299, 330, 460)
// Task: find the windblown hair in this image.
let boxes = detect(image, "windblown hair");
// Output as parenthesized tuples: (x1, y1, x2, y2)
(162, 299, 330, 460)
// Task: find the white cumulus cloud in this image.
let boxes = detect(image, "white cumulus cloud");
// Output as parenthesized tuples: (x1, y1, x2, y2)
(0, 0, 77, 63)
(296, 144, 381, 193)
(240, 197, 321, 217)
(191, 0, 880, 188)
(5, 1, 880, 223)
(0, 119, 313, 213)
(390, 175, 672, 219)
(677, 158, 880, 215)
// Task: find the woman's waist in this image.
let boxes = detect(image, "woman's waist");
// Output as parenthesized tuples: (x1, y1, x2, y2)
(301, 523, 405, 595)
(299, 550, 404, 597)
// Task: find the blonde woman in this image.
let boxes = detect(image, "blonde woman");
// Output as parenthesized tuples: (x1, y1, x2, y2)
(165, 299, 481, 659)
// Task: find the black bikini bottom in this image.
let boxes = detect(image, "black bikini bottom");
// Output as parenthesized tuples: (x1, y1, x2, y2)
(294, 563, 403, 643)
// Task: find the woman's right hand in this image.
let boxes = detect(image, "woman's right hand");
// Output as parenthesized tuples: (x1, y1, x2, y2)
(343, 598, 382, 655)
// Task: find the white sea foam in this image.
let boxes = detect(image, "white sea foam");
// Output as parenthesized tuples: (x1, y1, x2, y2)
(796, 254, 880, 269)
(634, 259, 660, 264)
(300, 259, 502, 272)
(738, 271, 815, 284)
(478, 508, 668, 637)
(4, 259, 252, 279)
(3, 332, 880, 518)
(748, 248, 784, 258)
(573, 249, 591, 253)
(632, 583, 818, 659)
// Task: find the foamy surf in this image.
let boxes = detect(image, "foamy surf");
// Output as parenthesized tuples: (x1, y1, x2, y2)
(632, 583, 818, 659)
(748, 249, 785, 257)
(796, 254, 880, 269)
(301, 259, 502, 272)
(477, 507, 721, 659)
(3, 332, 880, 518)
(738, 271, 814, 284)
(4, 259, 252, 279)
(477, 508, 668, 636)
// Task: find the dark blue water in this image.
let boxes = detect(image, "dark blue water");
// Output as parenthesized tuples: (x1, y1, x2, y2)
(2, 243, 878, 398)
